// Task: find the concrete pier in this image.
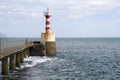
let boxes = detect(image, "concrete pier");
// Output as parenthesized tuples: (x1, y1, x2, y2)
(10, 54, 15, 71)
(16, 52, 20, 67)
(46, 42, 56, 56)
(0, 42, 33, 75)
(27, 48, 29, 57)
(23, 50, 27, 58)
(29, 41, 46, 56)
(1, 57, 8, 75)
(20, 52, 24, 63)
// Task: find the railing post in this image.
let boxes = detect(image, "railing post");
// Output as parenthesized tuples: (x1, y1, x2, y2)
(10, 54, 15, 71)
(1, 57, 8, 75)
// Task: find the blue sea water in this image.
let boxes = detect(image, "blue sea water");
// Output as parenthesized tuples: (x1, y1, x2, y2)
(0, 38, 120, 80)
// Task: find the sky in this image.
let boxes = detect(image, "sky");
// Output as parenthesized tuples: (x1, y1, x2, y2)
(0, 0, 120, 38)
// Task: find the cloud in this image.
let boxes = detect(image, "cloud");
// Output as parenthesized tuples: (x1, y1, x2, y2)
(0, 1, 44, 19)
(0, 0, 120, 20)
(38, 0, 120, 19)
(54, 0, 120, 19)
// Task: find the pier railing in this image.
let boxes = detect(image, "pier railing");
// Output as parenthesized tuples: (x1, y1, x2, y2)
(0, 33, 38, 75)
(0, 33, 30, 54)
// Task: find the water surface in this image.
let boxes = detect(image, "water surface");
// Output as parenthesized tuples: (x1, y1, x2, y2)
(0, 38, 120, 80)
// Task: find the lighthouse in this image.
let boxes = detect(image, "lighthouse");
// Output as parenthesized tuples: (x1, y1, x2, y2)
(45, 8, 51, 33)
(41, 8, 56, 56)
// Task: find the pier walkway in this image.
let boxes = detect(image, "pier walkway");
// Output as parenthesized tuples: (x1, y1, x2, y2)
(0, 33, 47, 75)
(0, 42, 34, 60)
(0, 34, 36, 75)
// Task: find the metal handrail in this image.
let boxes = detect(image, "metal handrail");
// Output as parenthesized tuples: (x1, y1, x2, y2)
(0, 39, 26, 53)
(0, 36, 31, 54)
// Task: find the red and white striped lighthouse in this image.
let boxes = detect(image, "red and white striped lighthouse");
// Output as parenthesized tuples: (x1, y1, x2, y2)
(41, 8, 56, 42)
(44, 8, 51, 33)
(41, 8, 57, 56)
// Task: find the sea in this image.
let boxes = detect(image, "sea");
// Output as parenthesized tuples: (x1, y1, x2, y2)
(0, 38, 120, 80)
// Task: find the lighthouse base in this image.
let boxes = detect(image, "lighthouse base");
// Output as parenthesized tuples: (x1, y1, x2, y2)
(45, 42, 56, 56)
(41, 33, 55, 42)
(41, 32, 56, 56)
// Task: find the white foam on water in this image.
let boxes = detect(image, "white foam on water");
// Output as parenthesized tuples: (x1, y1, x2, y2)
(20, 56, 53, 68)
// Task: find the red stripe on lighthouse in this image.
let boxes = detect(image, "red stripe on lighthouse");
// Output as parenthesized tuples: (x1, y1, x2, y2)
(46, 21, 50, 25)
(46, 27, 50, 30)
(45, 15, 51, 18)
(44, 8, 51, 33)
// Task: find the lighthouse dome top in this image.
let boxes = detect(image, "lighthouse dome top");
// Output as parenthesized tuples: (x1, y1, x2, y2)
(44, 8, 51, 16)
